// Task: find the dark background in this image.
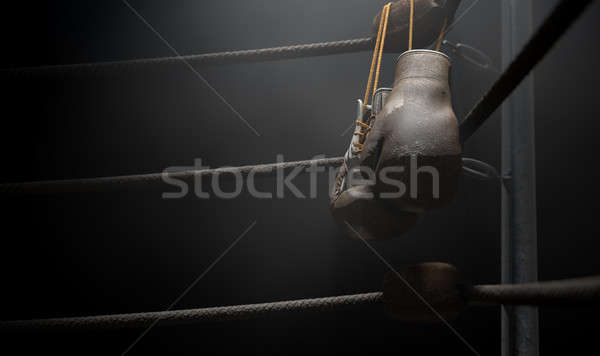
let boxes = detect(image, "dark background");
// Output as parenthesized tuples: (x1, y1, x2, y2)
(1, 0, 599, 354)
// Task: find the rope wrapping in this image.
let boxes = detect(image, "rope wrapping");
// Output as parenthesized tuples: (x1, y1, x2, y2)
(0, 157, 510, 195)
(469, 276, 600, 306)
(1, 38, 373, 80)
(0, 292, 383, 332)
(0, 157, 344, 195)
(0, 0, 594, 193)
(2, 275, 599, 332)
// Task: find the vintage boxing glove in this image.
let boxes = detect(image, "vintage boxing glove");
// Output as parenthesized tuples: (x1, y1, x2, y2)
(360, 50, 462, 212)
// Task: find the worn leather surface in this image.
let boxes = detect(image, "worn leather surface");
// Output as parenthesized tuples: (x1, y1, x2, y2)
(331, 183, 418, 240)
(331, 50, 461, 240)
(361, 50, 462, 212)
(383, 262, 467, 322)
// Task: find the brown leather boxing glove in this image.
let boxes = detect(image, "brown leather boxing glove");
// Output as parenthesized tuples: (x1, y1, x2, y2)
(360, 50, 462, 212)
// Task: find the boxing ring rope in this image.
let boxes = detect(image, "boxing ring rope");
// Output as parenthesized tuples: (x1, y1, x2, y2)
(0, 0, 592, 195)
(0, 38, 373, 80)
(0, 0, 598, 340)
(2, 275, 598, 332)
(0, 157, 344, 195)
(0, 2, 474, 80)
(459, 0, 595, 143)
(0, 293, 384, 332)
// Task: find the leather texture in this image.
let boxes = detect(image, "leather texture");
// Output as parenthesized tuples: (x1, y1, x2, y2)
(361, 50, 462, 212)
(331, 50, 461, 240)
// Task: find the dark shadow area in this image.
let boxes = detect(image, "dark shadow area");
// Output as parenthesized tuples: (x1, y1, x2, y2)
(1, 0, 599, 354)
